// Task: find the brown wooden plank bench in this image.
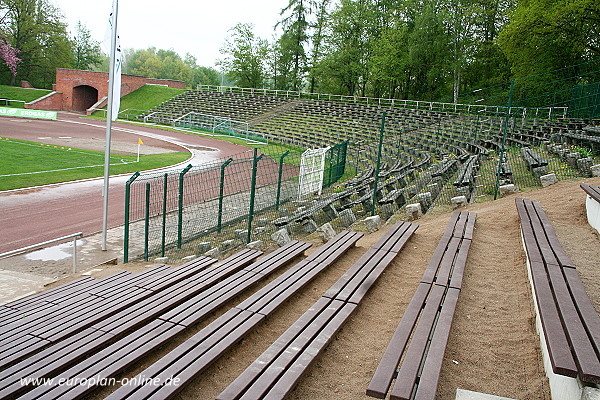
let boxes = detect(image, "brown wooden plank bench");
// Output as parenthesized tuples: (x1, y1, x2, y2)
(516, 198, 600, 386)
(0, 267, 167, 335)
(216, 221, 418, 400)
(0, 273, 128, 325)
(0, 260, 217, 370)
(0, 276, 95, 315)
(98, 231, 362, 400)
(0, 249, 262, 399)
(9, 242, 310, 400)
(581, 184, 600, 234)
(366, 210, 476, 400)
(582, 184, 600, 203)
(0, 259, 206, 333)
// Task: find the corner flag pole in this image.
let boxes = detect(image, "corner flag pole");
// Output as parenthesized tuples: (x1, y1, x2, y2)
(102, 0, 119, 251)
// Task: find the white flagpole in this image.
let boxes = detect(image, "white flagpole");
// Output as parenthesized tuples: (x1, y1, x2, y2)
(102, 0, 119, 251)
(137, 142, 140, 162)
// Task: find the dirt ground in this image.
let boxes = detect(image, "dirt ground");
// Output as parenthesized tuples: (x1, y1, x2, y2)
(30, 177, 600, 399)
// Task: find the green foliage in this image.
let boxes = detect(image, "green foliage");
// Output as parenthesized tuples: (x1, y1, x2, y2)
(570, 145, 593, 158)
(499, 0, 600, 80)
(217, 23, 269, 88)
(0, 0, 73, 88)
(124, 47, 192, 84)
(71, 21, 102, 71)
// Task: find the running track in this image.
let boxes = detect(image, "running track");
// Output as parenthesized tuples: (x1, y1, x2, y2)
(0, 113, 252, 254)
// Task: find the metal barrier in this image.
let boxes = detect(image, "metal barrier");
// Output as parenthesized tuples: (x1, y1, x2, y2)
(0, 232, 84, 274)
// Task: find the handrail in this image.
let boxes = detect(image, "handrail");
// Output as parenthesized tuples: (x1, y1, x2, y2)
(0, 232, 84, 274)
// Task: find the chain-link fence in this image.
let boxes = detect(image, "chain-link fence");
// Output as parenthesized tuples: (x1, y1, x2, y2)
(123, 142, 348, 262)
(123, 61, 598, 262)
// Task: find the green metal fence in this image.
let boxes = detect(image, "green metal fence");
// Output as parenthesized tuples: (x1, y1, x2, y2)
(124, 61, 599, 262)
(322, 141, 348, 189)
(123, 141, 348, 262)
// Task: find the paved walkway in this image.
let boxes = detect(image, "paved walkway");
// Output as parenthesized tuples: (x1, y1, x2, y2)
(0, 270, 54, 306)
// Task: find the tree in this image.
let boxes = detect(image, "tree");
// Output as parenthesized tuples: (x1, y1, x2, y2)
(0, 0, 73, 87)
(276, 0, 312, 90)
(184, 53, 221, 87)
(307, 0, 331, 92)
(217, 23, 269, 88)
(71, 21, 101, 71)
(0, 33, 20, 79)
(125, 47, 193, 84)
(316, 0, 373, 96)
(498, 0, 600, 80)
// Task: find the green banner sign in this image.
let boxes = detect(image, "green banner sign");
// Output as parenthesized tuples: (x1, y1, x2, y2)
(0, 107, 57, 120)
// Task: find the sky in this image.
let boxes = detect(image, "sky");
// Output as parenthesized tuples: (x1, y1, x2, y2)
(50, 0, 286, 68)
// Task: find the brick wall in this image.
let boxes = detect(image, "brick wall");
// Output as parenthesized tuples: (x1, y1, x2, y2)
(31, 69, 185, 112)
(26, 92, 63, 111)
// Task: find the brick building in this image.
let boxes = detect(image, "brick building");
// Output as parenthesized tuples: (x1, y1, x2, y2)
(25, 68, 185, 113)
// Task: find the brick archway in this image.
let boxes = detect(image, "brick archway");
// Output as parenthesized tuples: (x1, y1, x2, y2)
(25, 69, 185, 112)
(72, 85, 99, 112)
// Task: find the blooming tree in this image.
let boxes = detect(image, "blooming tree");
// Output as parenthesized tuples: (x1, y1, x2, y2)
(0, 35, 21, 78)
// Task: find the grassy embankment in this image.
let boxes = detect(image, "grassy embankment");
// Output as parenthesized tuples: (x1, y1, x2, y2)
(0, 85, 52, 108)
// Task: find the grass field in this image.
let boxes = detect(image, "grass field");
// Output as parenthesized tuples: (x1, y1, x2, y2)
(0, 85, 52, 108)
(0, 137, 190, 191)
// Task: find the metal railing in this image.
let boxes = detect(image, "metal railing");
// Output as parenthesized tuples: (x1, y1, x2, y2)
(195, 85, 568, 119)
(0, 232, 84, 274)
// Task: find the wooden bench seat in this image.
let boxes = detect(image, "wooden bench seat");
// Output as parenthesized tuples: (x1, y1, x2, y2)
(0, 276, 95, 314)
(581, 184, 600, 234)
(0, 268, 165, 332)
(0, 250, 263, 399)
(582, 184, 600, 203)
(216, 221, 418, 400)
(521, 147, 548, 169)
(0, 260, 216, 369)
(367, 210, 476, 400)
(453, 155, 479, 188)
(5, 241, 312, 399)
(0, 273, 128, 324)
(516, 198, 600, 385)
(99, 231, 362, 400)
(0, 265, 194, 349)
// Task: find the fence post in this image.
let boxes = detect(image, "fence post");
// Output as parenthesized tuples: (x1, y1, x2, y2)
(275, 151, 290, 211)
(177, 164, 193, 248)
(123, 171, 140, 263)
(72, 235, 77, 274)
(372, 111, 386, 216)
(217, 158, 234, 233)
(494, 79, 515, 200)
(144, 182, 151, 261)
(247, 149, 264, 243)
(161, 173, 168, 257)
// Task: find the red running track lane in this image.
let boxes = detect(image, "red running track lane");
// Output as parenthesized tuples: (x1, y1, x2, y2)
(0, 113, 252, 254)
